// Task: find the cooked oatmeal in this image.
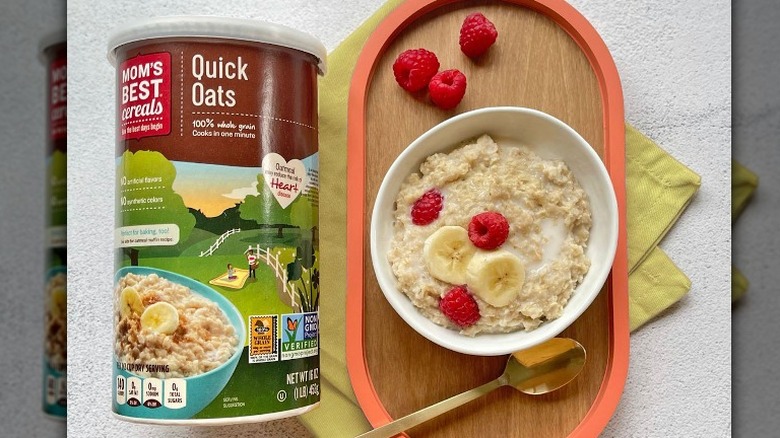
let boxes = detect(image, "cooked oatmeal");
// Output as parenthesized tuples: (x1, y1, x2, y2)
(389, 134, 592, 335)
(114, 273, 238, 378)
(45, 273, 67, 372)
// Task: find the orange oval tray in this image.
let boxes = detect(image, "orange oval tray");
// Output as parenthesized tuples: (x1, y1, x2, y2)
(345, 1, 628, 436)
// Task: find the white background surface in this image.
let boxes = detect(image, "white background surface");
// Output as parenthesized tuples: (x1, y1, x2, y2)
(0, 0, 729, 436)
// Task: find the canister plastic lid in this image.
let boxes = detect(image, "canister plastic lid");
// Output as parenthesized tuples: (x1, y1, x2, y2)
(107, 16, 327, 74)
(38, 29, 66, 63)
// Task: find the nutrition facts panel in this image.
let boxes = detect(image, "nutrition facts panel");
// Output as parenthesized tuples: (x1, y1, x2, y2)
(45, 375, 67, 407)
(116, 375, 186, 409)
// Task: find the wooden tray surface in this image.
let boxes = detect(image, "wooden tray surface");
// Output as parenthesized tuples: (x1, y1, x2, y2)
(346, 1, 628, 436)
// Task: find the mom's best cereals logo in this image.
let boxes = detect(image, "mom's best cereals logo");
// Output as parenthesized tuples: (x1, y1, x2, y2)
(281, 312, 318, 361)
(119, 52, 171, 140)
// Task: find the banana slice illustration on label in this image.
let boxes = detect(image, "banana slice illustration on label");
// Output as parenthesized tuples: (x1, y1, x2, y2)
(49, 287, 67, 318)
(140, 302, 179, 334)
(466, 249, 526, 307)
(423, 225, 477, 285)
(119, 286, 144, 317)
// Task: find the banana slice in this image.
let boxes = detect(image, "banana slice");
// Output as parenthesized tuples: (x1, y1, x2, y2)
(466, 249, 526, 307)
(423, 226, 476, 285)
(119, 287, 144, 317)
(140, 302, 179, 334)
(49, 287, 66, 318)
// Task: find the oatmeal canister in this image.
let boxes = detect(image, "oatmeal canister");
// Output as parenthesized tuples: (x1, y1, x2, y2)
(41, 31, 67, 419)
(108, 17, 325, 424)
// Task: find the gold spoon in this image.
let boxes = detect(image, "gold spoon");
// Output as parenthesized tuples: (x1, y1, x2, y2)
(356, 338, 586, 438)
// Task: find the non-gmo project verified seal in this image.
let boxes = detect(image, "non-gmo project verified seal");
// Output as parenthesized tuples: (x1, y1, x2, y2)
(249, 315, 278, 363)
(281, 312, 318, 361)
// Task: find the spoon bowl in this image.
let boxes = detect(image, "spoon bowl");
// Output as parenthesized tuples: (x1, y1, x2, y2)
(506, 337, 586, 395)
(357, 338, 586, 438)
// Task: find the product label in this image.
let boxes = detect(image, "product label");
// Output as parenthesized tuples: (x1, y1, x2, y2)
(249, 315, 278, 363)
(262, 153, 307, 208)
(115, 224, 181, 248)
(47, 150, 66, 246)
(127, 377, 142, 407)
(118, 52, 171, 140)
(43, 267, 67, 416)
(44, 44, 67, 419)
(49, 57, 67, 141)
(113, 40, 320, 422)
(281, 312, 319, 360)
(165, 379, 187, 409)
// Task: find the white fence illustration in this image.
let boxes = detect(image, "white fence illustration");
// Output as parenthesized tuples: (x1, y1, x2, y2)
(248, 244, 299, 308)
(199, 229, 300, 308)
(199, 228, 240, 257)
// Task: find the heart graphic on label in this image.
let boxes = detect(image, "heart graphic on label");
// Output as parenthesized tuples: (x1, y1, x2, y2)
(261, 153, 307, 209)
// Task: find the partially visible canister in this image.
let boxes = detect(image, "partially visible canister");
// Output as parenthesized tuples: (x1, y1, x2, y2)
(40, 30, 67, 420)
(107, 16, 325, 424)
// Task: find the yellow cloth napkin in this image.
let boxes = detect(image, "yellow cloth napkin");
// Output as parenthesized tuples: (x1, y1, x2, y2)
(625, 126, 700, 330)
(732, 160, 758, 221)
(731, 160, 758, 301)
(732, 266, 749, 302)
(298, 2, 402, 436)
(300, 1, 701, 434)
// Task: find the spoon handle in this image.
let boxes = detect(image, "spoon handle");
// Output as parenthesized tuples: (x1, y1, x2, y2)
(356, 377, 505, 438)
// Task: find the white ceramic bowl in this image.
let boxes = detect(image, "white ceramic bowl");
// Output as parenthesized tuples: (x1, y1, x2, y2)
(370, 106, 619, 356)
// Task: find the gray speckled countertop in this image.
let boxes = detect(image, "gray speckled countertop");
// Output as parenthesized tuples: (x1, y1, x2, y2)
(1, 0, 731, 436)
(732, 2, 780, 437)
(0, 0, 66, 437)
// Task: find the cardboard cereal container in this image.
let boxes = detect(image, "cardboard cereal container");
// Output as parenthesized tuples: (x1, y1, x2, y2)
(107, 16, 325, 424)
(41, 30, 67, 420)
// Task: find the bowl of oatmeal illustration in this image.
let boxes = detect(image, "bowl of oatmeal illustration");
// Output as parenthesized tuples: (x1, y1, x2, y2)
(371, 107, 618, 356)
(45, 267, 67, 373)
(113, 266, 245, 419)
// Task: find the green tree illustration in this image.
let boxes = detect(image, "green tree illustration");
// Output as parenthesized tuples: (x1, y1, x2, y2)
(289, 188, 318, 244)
(48, 150, 67, 227)
(286, 241, 318, 312)
(239, 174, 291, 238)
(118, 150, 195, 265)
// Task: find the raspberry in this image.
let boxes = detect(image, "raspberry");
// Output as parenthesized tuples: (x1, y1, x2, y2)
(468, 212, 509, 249)
(392, 48, 440, 92)
(410, 189, 443, 225)
(459, 12, 498, 58)
(439, 286, 480, 327)
(428, 69, 467, 110)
